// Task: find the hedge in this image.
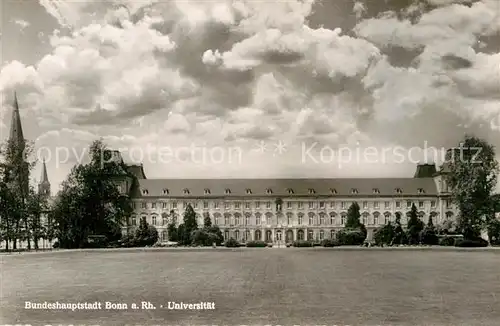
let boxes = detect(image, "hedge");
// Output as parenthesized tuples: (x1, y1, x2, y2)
(293, 240, 314, 247)
(246, 240, 267, 247)
(336, 230, 366, 246)
(439, 236, 456, 246)
(321, 239, 339, 247)
(455, 238, 488, 247)
(224, 238, 240, 247)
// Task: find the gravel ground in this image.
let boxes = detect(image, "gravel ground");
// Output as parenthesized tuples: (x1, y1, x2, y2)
(2, 248, 500, 325)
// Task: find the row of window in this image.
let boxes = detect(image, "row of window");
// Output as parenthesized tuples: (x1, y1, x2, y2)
(134, 199, 452, 210)
(143, 187, 427, 196)
(225, 229, 334, 242)
(154, 229, 336, 242)
(130, 211, 454, 227)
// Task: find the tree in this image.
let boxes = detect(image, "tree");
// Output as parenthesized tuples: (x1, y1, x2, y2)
(179, 204, 198, 245)
(133, 216, 158, 246)
(51, 140, 134, 248)
(205, 226, 223, 245)
(436, 219, 458, 235)
(487, 219, 500, 245)
(373, 222, 395, 246)
(167, 222, 179, 242)
(446, 135, 498, 240)
(407, 204, 424, 244)
(421, 215, 439, 245)
(25, 186, 49, 250)
(203, 212, 212, 228)
(0, 177, 19, 251)
(190, 212, 223, 246)
(392, 212, 407, 245)
(340, 202, 367, 244)
(177, 224, 186, 245)
(345, 202, 362, 228)
(0, 138, 36, 250)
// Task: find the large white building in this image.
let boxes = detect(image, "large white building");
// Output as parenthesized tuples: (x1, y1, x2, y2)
(3, 95, 460, 247)
(117, 153, 458, 243)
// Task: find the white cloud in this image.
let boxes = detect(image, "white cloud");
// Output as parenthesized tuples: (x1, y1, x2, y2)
(354, 1, 500, 49)
(1, 0, 499, 188)
(163, 113, 191, 134)
(12, 19, 30, 31)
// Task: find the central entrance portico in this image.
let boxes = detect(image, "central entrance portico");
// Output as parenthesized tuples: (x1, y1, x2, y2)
(275, 229, 285, 247)
(275, 230, 282, 241)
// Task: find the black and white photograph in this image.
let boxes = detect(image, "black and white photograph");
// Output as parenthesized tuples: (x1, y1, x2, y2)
(1, 0, 500, 325)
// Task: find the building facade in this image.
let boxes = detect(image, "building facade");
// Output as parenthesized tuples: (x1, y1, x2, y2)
(121, 158, 459, 243)
(4, 94, 460, 246)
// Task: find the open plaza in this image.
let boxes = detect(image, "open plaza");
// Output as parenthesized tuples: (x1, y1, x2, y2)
(2, 248, 500, 325)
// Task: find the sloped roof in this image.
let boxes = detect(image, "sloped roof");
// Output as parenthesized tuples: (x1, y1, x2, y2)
(126, 165, 146, 179)
(131, 177, 438, 198)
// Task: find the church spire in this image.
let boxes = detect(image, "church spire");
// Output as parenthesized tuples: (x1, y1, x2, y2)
(40, 158, 49, 183)
(38, 157, 51, 197)
(9, 91, 25, 149)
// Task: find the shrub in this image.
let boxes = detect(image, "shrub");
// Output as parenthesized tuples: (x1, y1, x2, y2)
(487, 219, 500, 245)
(293, 240, 313, 247)
(421, 227, 439, 245)
(204, 226, 224, 245)
(52, 241, 59, 248)
(455, 238, 488, 247)
(321, 239, 338, 247)
(246, 240, 267, 247)
(107, 241, 120, 248)
(224, 238, 240, 247)
(336, 230, 366, 245)
(439, 236, 456, 246)
(133, 219, 159, 247)
(84, 235, 108, 248)
(191, 229, 208, 246)
(373, 223, 395, 246)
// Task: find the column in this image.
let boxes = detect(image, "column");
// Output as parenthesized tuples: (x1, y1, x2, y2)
(293, 229, 297, 242)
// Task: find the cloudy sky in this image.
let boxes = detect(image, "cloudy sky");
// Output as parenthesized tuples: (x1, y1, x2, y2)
(0, 0, 499, 193)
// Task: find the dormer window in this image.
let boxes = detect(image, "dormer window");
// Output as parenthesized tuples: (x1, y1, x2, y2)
(266, 188, 273, 194)
(246, 189, 252, 194)
(162, 188, 169, 195)
(142, 189, 149, 195)
(330, 188, 337, 194)
(225, 188, 231, 194)
(287, 188, 294, 194)
(308, 188, 315, 194)
(204, 188, 211, 195)
(373, 188, 380, 194)
(183, 188, 190, 195)
(395, 188, 402, 194)
(350, 188, 358, 194)
(417, 188, 425, 194)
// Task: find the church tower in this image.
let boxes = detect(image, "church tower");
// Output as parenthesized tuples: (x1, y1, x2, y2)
(7, 92, 29, 195)
(38, 158, 51, 197)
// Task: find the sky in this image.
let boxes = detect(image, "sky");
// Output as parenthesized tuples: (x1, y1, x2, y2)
(0, 0, 499, 194)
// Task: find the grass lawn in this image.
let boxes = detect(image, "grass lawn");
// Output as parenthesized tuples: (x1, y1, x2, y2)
(2, 248, 500, 325)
